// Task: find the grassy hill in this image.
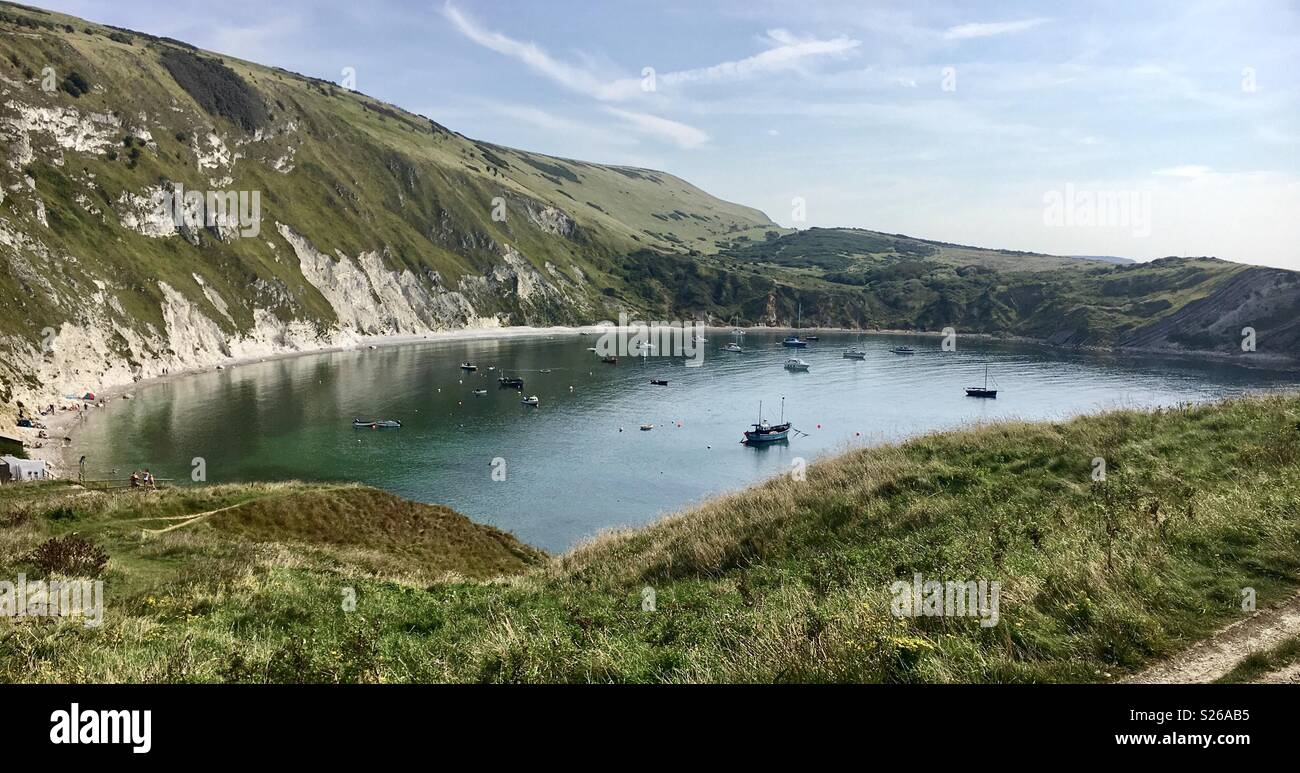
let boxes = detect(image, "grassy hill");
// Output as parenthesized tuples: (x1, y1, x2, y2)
(3, 393, 1297, 683)
(0, 2, 783, 405)
(2, 1, 1297, 414)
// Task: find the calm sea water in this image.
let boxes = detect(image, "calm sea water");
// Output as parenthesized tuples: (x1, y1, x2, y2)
(68, 331, 1299, 551)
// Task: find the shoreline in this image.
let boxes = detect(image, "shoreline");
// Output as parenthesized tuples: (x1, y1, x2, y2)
(20, 322, 1298, 479)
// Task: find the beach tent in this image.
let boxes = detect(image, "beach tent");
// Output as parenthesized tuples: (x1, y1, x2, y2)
(82, 392, 96, 401)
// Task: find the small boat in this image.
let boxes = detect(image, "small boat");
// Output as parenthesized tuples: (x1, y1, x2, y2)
(842, 347, 866, 360)
(586, 347, 598, 352)
(640, 424, 654, 431)
(782, 336, 808, 348)
(472, 389, 488, 396)
(498, 376, 525, 389)
(487, 366, 496, 371)
(353, 418, 401, 429)
(803, 334, 819, 341)
(601, 355, 618, 364)
(460, 362, 477, 371)
(965, 365, 999, 398)
(692, 335, 708, 343)
(520, 395, 540, 406)
(784, 357, 810, 372)
(650, 379, 669, 386)
(539, 369, 552, 373)
(742, 399, 792, 444)
(890, 346, 916, 355)
(720, 342, 744, 353)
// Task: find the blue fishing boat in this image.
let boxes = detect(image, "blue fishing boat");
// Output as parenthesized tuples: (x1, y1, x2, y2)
(782, 336, 808, 348)
(742, 399, 793, 444)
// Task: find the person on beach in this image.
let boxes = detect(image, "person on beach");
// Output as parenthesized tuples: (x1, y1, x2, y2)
(130, 470, 140, 488)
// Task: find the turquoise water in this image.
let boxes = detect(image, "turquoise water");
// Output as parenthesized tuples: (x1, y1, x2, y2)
(67, 331, 1299, 551)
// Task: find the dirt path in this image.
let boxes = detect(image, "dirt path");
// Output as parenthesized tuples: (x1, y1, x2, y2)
(1121, 591, 1300, 683)
(1255, 662, 1300, 684)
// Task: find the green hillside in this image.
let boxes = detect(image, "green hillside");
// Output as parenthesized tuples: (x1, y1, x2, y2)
(2, 394, 1297, 682)
(2, 1, 1297, 413)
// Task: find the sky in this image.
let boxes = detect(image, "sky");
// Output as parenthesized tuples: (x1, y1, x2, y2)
(37, 0, 1300, 268)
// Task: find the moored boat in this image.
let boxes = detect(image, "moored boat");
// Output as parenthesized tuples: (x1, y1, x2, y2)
(460, 362, 477, 371)
(784, 357, 810, 372)
(520, 395, 540, 406)
(498, 376, 525, 389)
(890, 346, 916, 355)
(353, 418, 401, 429)
(742, 398, 793, 444)
(650, 379, 669, 386)
(721, 342, 744, 353)
(782, 336, 809, 348)
(842, 347, 866, 360)
(601, 355, 618, 364)
(965, 365, 999, 398)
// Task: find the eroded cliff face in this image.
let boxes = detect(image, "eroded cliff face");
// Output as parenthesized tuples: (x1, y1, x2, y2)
(0, 85, 592, 407)
(0, 23, 643, 409)
(2, 215, 594, 408)
(0, 6, 786, 412)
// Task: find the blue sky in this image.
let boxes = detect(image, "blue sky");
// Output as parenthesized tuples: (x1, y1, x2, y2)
(40, 0, 1300, 268)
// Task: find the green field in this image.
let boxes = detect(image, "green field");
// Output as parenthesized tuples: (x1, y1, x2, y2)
(2, 393, 1297, 683)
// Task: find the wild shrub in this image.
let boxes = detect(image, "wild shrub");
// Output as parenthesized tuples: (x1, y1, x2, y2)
(28, 535, 108, 577)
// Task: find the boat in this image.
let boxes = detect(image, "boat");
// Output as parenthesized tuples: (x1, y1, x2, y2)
(520, 395, 540, 406)
(890, 346, 916, 355)
(784, 357, 810, 372)
(692, 335, 708, 343)
(498, 376, 525, 389)
(965, 365, 999, 398)
(639, 424, 654, 431)
(539, 369, 552, 373)
(353, 418, 401, 429)
(720, 342, 744, 353)
(472, 389, 488, 396)
(803, 334, 819, 341)
(601, 355, 618, 364)
(742, 399, 792, 444)
(650, 379, 669, 386)
(782, 336, 808, 348)
(635, 342, 655, 351)
(842, 347, 866, 360)
(460, 362, 477, 371)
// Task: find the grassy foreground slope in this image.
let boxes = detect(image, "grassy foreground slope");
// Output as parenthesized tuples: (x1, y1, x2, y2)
(2, 394, 1298, 683)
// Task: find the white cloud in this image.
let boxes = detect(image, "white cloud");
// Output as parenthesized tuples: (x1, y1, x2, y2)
(1155, 164, 1213, 179)
(656, 29, 860, 87)
(943, 18, 1049, 41)
(442, 2, 628, 100)
(604, 108, 709, 149)
(443, 3, 859, 101)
